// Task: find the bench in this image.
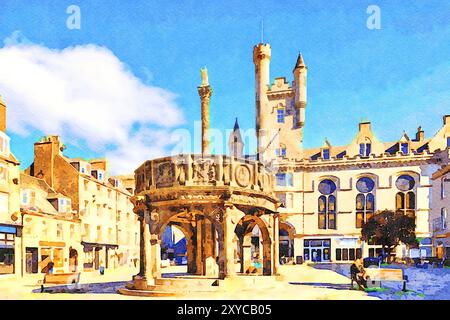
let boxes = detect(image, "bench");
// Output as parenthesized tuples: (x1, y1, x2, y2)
(364, 268, 408, 292)
(39, 272, 81, 293)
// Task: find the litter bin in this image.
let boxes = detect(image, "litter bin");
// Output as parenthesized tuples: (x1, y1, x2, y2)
(296, 256, 303, 265)
(99, 266, 105, 275)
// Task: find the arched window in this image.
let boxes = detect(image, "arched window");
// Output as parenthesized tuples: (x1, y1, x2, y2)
(318, 179, 337, 230)
(395, 174, 416, 219)
(355, 177, 376, 228)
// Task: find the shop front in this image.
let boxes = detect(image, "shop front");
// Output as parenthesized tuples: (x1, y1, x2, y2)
(0, 225, 19, 275)
(303, 239, 331, 262)
(81, 241, 118, 271)
(334, 237, 362, 262)
(38, 241, 66, 273)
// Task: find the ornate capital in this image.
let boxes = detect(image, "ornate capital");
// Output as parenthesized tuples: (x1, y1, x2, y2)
(197, 85, 213, 99)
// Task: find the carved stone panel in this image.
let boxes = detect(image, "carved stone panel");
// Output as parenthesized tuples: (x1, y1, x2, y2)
(155, 162, 174, 188)
(192, 159, 216, 184)
(235, 165, 251, 188)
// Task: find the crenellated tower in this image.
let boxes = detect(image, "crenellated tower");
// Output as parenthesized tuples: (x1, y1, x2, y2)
(254, 44, 307, 163)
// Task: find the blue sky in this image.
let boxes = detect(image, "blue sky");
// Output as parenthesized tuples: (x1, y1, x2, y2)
(0, 0, 449, 173)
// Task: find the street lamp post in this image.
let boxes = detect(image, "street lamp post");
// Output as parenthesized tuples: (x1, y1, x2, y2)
(11, 210, 26, 277)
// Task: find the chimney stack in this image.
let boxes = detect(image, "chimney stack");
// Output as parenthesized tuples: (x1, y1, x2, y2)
(415, 126, 424, 142)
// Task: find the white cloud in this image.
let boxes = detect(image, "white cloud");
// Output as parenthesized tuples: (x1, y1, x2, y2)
(0, 31, 185, 174)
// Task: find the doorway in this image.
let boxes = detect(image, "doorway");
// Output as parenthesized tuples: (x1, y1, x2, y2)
(26, 247, 38, 274)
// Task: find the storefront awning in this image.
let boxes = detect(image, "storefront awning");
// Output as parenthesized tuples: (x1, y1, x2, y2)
(81, 241, 119, 250)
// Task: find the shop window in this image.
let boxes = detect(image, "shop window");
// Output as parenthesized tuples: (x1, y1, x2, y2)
(349, 248, 356, 261)
(0, 232, 15, 274)
(342, 249, 349, 261)
(336, 248, 342, 261)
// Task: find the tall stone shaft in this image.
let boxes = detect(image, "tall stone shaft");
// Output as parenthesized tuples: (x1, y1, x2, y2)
(198, 68, 213, 155)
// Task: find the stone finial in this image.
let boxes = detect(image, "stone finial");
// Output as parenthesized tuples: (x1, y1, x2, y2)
(200, 67, 209, 86)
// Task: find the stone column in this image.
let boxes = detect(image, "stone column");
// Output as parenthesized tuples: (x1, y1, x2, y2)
(187, 232, 197, 274)
(272, 214, 280, 275)
(150, 237, 161, 279)
(203, 219, 218, 277)
(223, 206, 237, 277)
(133, 213, 153, 289)
(198, 68, 213, 156)
(262, 239, 272, 275)
(195, 215, 204, 275)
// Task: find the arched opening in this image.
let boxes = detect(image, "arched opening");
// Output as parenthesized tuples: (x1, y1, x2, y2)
(161, 224, 188, 267)
(234, 215, 272, 276)
(69, 247, 78, 272)
(156, 210, 224, 278)
(279, 222, 295, 264)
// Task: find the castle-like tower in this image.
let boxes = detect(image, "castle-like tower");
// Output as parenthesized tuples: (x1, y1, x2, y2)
(253, 43, 307, 162)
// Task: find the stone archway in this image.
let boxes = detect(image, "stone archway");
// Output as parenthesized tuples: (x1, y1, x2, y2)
(279, 221, 296, 263)
(153, 208, 226, 279)
(235, 215, 272, 276)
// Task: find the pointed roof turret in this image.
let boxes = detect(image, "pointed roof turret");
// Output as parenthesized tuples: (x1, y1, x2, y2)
(233, 117, 240, 131)
(294, 52, 307, 71)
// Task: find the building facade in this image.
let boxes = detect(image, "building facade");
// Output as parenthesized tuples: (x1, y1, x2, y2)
(20, 173, 82, 274)
(25, 136, 140, 272)
(247, 43, 450, 263)
(0, 96, 22, 277)
(431, 164, 450, 260)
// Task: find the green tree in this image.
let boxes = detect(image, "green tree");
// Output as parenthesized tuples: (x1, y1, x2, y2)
(360, 210, 417, 263)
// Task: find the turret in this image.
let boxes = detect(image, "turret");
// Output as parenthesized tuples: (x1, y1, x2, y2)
(293, 53, 308, 128)
(253, 43, 271, 160)
(228, 118, 244, 159)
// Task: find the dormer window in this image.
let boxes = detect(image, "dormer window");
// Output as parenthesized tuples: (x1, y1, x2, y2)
(0, 132, 10, 155)
(92, 170, 105, 182)
(57, 198, 72, 213)
(359, 143, 371, 157)
(277, 109, 285, 123)
(322, 148, 330, 160)
(21, 190, 36, 206)
(401, 143, 409, 155)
